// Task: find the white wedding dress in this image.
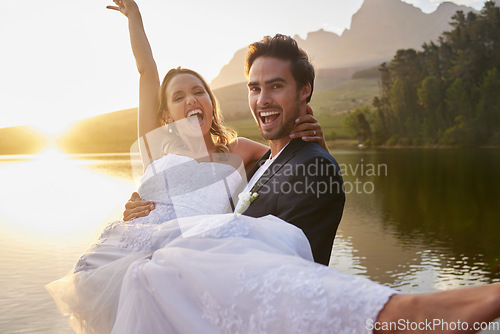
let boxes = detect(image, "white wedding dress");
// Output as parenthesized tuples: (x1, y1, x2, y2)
(47, 153, 395, 334)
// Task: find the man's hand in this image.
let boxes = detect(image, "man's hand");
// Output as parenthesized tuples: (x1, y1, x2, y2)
(123, 192, 155, 221)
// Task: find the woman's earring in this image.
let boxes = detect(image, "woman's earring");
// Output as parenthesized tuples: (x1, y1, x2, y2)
(166, 116, 175, 133)
(167, 121, 177, 135)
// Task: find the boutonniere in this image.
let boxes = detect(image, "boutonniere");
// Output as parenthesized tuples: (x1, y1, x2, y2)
(236, 182, 261, 214)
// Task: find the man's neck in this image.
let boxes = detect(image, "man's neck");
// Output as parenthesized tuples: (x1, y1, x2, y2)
(268, 137, 293, 158)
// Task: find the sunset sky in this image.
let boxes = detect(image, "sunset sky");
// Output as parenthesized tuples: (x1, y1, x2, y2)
(0, 0, 485, 135)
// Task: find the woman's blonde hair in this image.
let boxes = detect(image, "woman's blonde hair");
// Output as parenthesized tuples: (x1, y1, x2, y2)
(157, 67, 236, 153)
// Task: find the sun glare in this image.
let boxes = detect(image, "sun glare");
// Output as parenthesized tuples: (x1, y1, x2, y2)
(30, 118, 75, 137)
(37, 146, 68, 163)
(0, 151, 135, 244)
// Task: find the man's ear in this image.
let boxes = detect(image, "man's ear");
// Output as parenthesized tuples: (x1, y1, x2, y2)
(300, 83, 312, 103)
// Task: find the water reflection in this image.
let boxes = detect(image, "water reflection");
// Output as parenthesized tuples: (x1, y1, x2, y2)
(0, 152, 136, 333)
(0, 149, 135, 242)
(1, 149, 499, 333)
(330, 148, 500, 294)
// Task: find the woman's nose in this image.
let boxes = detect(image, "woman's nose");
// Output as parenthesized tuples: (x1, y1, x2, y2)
(186, 95, 197, 105)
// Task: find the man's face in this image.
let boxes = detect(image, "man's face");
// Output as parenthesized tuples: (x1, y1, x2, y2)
(247, 57, 308, 141)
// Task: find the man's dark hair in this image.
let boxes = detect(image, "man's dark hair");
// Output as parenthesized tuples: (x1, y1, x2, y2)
(245, 34, 315, 103)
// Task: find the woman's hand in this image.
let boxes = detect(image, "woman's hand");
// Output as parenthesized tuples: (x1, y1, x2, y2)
(123, 192, 155, 221)
(106, 0, 161, 159)
(290, 106, 330, 152)
(106, 0, 139, 17)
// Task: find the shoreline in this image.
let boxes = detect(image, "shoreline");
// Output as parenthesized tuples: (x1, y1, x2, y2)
(328, 139, 500, 150)
(2, 140, 500, 156)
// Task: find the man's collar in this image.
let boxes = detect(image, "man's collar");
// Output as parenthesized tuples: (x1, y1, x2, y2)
(246, 138, 306, 179)
(249, 138, 306, 194)
(269, 137, 293, 158)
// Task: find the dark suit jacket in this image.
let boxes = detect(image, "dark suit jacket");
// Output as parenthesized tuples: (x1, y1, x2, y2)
(244, 139, 345, 266)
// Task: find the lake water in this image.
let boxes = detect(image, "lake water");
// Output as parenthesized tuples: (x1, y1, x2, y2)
(1, 148, 499, 333)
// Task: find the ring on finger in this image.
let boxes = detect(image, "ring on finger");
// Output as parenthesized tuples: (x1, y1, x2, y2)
(313, 130, 316, 136)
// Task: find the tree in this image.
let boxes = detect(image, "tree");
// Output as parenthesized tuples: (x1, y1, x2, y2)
(475, 67, 500, 143)
(445, 79, 472, 121)
(418, 76, 442, 143)
(343, 105, 372, 144)
(372, 1, 500, 146)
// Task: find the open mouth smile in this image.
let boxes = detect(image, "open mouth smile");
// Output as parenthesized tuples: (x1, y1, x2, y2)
(259, 110, 281, 125)
(186, 109, 204, 124)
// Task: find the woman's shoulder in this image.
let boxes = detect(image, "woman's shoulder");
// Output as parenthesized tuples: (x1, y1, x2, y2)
(229, 137, 267, 153)
(229, 137, 269, 172)
(229, 137, 269, 158)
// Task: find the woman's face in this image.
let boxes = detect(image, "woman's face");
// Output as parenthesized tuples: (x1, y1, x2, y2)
(164, 73, 214, 136)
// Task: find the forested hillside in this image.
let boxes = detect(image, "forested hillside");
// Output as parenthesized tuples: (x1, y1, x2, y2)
(347, 2, 500, 146)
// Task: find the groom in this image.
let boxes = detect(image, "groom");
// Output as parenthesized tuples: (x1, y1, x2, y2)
(237, 34, 345, 265)
(125, 34, 345, 266)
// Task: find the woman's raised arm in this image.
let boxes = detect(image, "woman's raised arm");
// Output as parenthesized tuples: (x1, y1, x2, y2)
(107, 0, 161, 138)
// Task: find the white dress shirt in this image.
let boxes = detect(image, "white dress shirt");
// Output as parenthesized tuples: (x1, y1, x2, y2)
(234, 142, 290, 212)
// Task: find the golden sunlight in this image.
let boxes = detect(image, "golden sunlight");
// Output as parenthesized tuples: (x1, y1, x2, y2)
(0, 149, 135, 244)
(30, 118, 75, 138)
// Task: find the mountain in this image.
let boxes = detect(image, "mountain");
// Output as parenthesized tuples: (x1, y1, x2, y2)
(210, 0, 475, 89)
(58, 108, 138, 153)
(0, 126, 48, 155)
(210, 48, 248, 94)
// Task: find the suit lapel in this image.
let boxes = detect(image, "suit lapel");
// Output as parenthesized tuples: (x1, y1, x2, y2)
(246, 150, 270, 180)
(251, 139, 306, 194)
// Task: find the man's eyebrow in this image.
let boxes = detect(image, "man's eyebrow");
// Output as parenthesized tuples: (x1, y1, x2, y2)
(265, 77, 286, 85)
(248, 77, 286, 87)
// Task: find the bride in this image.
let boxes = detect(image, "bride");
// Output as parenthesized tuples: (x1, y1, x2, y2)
(46, 1, 500, 333)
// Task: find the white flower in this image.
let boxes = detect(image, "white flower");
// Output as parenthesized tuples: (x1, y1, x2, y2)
(236, 191, 259, 214)
(238, 192, 252, 203)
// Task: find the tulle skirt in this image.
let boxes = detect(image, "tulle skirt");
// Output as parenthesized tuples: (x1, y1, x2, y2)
(47, 213, 395, 334)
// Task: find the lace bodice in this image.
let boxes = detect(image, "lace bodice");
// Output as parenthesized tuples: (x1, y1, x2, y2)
(74, 154, 244, 270)
(136, 154, 243, 223)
